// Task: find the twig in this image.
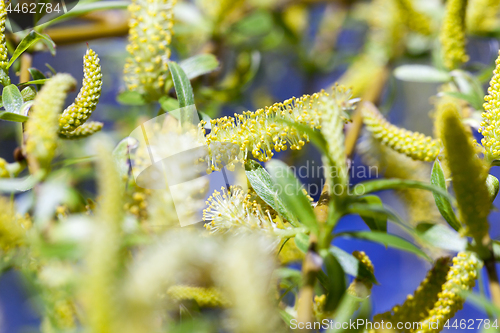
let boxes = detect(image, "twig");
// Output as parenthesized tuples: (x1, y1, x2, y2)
(19, 53, 32, 84)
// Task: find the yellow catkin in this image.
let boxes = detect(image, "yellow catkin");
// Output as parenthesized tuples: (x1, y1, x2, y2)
(358, 132, 442, 226)
(362, 105, 441, 162)
(25, 74, 76, 174)
(347, 251, 375, 295)
(124, 0, 176, 101)
(366, 0, 404, 59)
(84, 140, 124, 333)
(415, 252, 481, 333)
(0, 197, 31, 252)
(440, 0, 468, 70)
(59, 48, 102, 132)
(203, 186, 296, 238)
(467, 0, 500, 34)
(166, 285, 230, 307)
(0, 158, 8, 178)
(58, 121, 103, 140)
(373, 257, 451, 331)
(438, 103, 490, 245)
(320, 85, 351, 196)
(480, 50, 500, 164)
(0, 0, 8, 71)
(395, 0, 432, 35)
(203, 88, 354, 164)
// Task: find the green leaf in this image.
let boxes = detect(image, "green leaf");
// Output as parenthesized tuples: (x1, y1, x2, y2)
(21, 86, 36, 102)
(328, 246, 378, 284)
(2, 84, 24, 114)
(415, 223, 466, 252)
(169, 61, 195, 108)
(394, 65, 452, 83)
(112, 137, 136, 178)
(266, 160, 318, 234)
(0, 174, 41, 192)
(431, 160, 461, 231)
(294, 233, 309, 253)
(338, 231, 430, 261)
(357, 178, 456, 205)
(320, 253, 346, 312)
(27, 68, 46, 90)
(486, 174, 499, 202)
(179, 54, 219, 80)
(461, 290, 500, 316)
(159, 96, 180, 111)
(17, 79, 50, 87)
(8, 31, 56, 68)
(442, 91, 483, 111)
(0, 111, 28, 122)
(245, 160, 298, 225)
(117, 90, 147, 106)
(279, 309, 295, 326)
(351, 195, 387, 232)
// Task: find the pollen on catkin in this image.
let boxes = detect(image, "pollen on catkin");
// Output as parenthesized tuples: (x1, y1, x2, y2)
(0, 158, 8, 178)
(0, 0, 8, 71)
(362, 104, 441, 162)
(467, 0, 500, 34)
(124, 0, 176, 101)
(25, 74, 77, 174)
(203, 186, 295, 238)
(395, 0, 432, 35)
(203, 88, 355, 164)
(440, 0, 468, 70)
(320, 85, 352, 194)
(479, 50, 500, 164)
(166, 285, 230, 307)
(415, 252, 481, 333)
(0, 197, 31, 253)
(439, 103, 490, 245)
(373, 257, 451, 331)
(59, 122, 103, 140)
(59, 48, 102, 132)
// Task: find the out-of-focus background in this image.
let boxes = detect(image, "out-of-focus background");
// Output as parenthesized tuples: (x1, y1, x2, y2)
(1, 0, 499, 331)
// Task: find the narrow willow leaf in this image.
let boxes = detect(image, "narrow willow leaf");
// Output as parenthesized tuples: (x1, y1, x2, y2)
(442, 91, 483, 110)
(394, 65, 452, 82)
(415, 223, 466, 252)
(338, 231, 430, 261)
(8, 31, 56, 68)
(358, 178, 455, 204)
(245, 160, 298, 225)
(179, 54, 219, 79)
(0, 111, 28, 122)
(266, 160, 318, 234)
(431, 160, 461, 231)
(117, 91, 146, 106)
(351, 195, 387, 232)
(159, 96, 179, 111)
(0, 173, 41, 192)
(28, 67, 46, 90)
(328, 246, 378, 284)
(169, 61, 195, 108)
(321, 253, 346, 312)
(294, 232, 309, 253)
(2, 84, 23, 114)
(346, 202, 408, 231)
(17, 79, 50, 87)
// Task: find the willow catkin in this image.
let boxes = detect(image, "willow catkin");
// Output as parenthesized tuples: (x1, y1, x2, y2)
(372, 257, 451, 331)
(480, 50, 500, 164)
(124, 0, 176, 101)
(467, 0, 500, 34)
(0, 0, 8, 71)
(438, 102, 490, 245)
(83, 139, 124, 333)
(415, 252, 481, 333)
(166, 285, 230, 307)
(59, 121, 103, 140)
(59, 48, 102, 133)
(0, 197, 31, 253)
(440, 0, 468, 70)
(362, 104, 441, 162)
(25, 74, 76, 174)
(204, 88, 354, 164)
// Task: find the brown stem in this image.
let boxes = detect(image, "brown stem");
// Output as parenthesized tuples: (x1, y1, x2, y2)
(485, 254, 500, 310)
(19, 53, 32, 84)
(44, 11, 129, 45)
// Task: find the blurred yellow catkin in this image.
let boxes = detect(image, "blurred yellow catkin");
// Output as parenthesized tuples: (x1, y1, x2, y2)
(440, 0, 468, 70)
